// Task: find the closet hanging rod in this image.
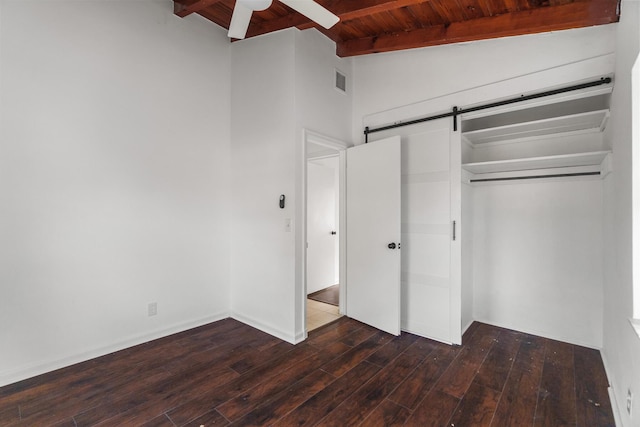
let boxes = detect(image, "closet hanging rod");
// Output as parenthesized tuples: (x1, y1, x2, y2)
(469, 171, 601, 183)
(363, 77, 612, 143)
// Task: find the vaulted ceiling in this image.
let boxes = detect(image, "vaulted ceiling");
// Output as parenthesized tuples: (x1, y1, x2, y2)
(173, 0, 620, 57)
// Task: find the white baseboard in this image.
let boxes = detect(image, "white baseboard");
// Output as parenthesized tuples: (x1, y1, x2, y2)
(231, 311, 297, 344)
(0, 311, 230, 388)
(609, 386, 623, 427)
(601, 352, 624, 427)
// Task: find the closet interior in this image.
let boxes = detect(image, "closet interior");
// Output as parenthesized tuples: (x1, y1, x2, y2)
(460, 79, 612, 347)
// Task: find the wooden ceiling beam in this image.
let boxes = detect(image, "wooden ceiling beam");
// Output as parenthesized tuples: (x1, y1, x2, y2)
(247, 0, 430, 38)
(336, 0, 619, 57)
(331, 0, 430, 22)
(174, 0, 225, 18)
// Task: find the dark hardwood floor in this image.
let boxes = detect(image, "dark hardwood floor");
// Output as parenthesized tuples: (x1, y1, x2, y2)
(0, 317, 615, 426)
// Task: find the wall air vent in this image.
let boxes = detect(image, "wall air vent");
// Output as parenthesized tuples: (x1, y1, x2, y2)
(335, 70, 346, 93)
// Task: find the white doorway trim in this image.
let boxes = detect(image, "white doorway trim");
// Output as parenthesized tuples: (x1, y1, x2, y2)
(297, 129, 350, 341)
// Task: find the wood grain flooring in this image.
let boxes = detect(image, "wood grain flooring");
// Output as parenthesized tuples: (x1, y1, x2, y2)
(0, 318, 615, 426)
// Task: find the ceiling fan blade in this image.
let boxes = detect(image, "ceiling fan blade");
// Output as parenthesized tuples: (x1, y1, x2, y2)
(279, 0, 339, 29)
(228, 2, 254, 39)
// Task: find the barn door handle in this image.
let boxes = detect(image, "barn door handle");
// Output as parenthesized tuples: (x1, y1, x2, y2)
(452, 221, 456, 241)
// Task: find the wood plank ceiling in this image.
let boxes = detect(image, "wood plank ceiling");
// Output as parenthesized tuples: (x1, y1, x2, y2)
(173, 0, 620, 57)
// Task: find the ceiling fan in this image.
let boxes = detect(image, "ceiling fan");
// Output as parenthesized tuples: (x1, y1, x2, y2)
(228, 0, 339, 39)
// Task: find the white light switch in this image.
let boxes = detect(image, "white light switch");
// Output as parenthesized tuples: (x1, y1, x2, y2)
(284, 218, 292, 232)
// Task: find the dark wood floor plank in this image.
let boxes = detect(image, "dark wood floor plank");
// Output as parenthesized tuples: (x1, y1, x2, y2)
(74, 364, 240, 426)
(0, 318, 244, 405)
(163, 343, 318, 426)
(366, 332, 418, 367)
(49, 418, 78, 427)
(0, 405, 20, 425)
(0, 320, 615, 427)
(166, 398, 216, 427)
(433, 330, 498, 398)
(138, 414, 177, 427)
(272, 361, 381, 427)
(490, 329, 546, 427)
(305, 318, 365, 349)
(172, 330, 289, 374)
(14, 369, 175, 427)
(534, 339, 577, 427)
(75, 336, 306, 425)
(183, 409, 229, 427)
(404, 390, 461, 427)
(493, 368, 540, 427)
(474, 329, 522, 392)
(317, 341, 430, 426)
(338, 324, 380, 347)
(87, 374, 233, 426)
(388, 343, 458, 410)
(93, 332, 287, 425)
(216, 341, 350, 421)
(17, 319, 254, 423)
(230, 369, 335, 426)
(449, 382, 501, 427)
(228, 340, 295, 374)
(574, 346, 615, 427)
(512, 334, 547, 373)
(321, 330, 393, 377)
(18, 362, 174, 423)
(360, 399, 412, 426)
(463, 321, 481, 342)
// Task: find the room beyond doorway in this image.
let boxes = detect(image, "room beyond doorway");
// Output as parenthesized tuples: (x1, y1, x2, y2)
(306, 139, 342, 332)
(308, 284, 339, 306)
(306, 299, 341, 331)
(307, 284, 341, 331)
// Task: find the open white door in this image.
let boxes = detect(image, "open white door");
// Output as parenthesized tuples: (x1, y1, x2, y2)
(360, 118, 461, 345)
(346, 136, 401, 335)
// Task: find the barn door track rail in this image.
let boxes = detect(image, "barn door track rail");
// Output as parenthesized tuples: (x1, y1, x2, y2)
(363, 77, 612, 144)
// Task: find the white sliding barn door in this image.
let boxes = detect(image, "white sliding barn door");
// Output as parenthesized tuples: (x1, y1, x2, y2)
(346, 136, 402, 336)
(400, 118, 461, 344)
(369, 118, 461, 344)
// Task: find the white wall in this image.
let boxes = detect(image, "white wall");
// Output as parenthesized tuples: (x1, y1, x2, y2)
(353, 25, 616, 145)
(230, 28, 352, 342)
(230, 30, 298, 342)
(0, 0, 232, 386)
(294, 30, 353, 336)
(602, 1, 640, 425)
(294, 30, 353, 143)
(472, 178, 604, 347)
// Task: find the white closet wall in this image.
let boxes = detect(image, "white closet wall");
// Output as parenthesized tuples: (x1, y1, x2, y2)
(465, 102, 608, 348)
(471, 177, 603, 347)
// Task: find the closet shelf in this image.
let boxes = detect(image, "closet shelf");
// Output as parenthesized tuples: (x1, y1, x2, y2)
(463, 109, 609, 145)
(462, 151, 611, 174)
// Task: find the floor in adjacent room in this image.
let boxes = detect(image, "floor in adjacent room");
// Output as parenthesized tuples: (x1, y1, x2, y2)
(306, 298, 341, 331)
(0, 318, 615, 426)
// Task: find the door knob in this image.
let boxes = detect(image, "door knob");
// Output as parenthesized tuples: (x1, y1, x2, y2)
(388, 242, 396, 249)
